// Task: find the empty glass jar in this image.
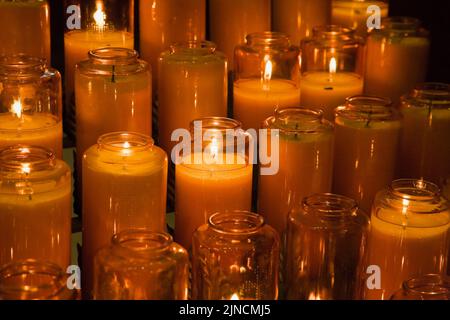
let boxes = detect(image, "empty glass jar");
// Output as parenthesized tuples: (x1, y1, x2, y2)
(364, 179, 450, 300)
(192, 211, 280, 300)
(285, 194, 369, 300)
(391, 274, 450, 300)
(93, 230, 189, 300)
(0, 260, 78, 300)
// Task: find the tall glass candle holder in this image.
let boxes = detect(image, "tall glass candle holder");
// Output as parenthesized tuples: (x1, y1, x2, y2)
(0, 55, 63, 158)
(234, 32, 301, 130)
(398, 83, 450, 187)
(332, 0, 389, 37)
(82, 132, 167, 298)
(158, 41, 227, 155)
(391, 274, 450, 300)
(93, 230, 189, 300)
(0, 0, 50, 63)
(285, 194, 369, 300)
(333, 96, 401, 213)
(363, 179, 450, 300)
(258, 108, 334, 235)
(192, 211, 280, 300)
(75, 47, 152, 199)
(0, 260, 78, 300)
(139, 0, 205, 91)
(273, 0, 331, 44)
(209, 0, 271, 66)
(364, 17, 429, 104)
(0, 146, 72, 269)
(300, 25, 364, 121)
(174, 117, 253, 249)
(64, 0, 134, 141)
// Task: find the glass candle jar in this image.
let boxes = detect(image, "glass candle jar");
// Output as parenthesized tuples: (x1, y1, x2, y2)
(0, 55, 63, 158)
(391, 274, 450, 300)
(258, 108, 334, 235)
(93, 230, 189, 300)
(364, 179, 450, 300)
(285, 194, 369, 300)
(192, 211, 280, 300)
(174, 117, 253, 249)
(333, 95, 401, 213)
(0, 260, 78, 300)
(364, 17, 429, 104)
(273, 0, 331, 44)
(0, 0, 50, 63)
(300, 26, 364, 121)
(332, 0, 389, 37)
(82, 132, 168, 298)
(209, 0, 271, 66)
(139, 0, 205, 91)
(234, 32, 301, 130)
(398, 83, 450, 187)
(64, 0, 134, 142)
(0, 146, 72, 269)
(75, 47, 152, 195)
(158, 41, 227, 156)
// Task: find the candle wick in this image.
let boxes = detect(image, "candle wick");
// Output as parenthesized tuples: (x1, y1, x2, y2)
(111, 65, 116, 83)
(365, 107, 373, 128)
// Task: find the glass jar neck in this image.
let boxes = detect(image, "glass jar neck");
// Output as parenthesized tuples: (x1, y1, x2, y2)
(0, 54, 46, 80)
(402, 83, 450, 110)
(265, 108, 331, 133)
(189, 117, 242, 137)
(209, 211, 265, 236)
(0, 260, 68, 300)
(312, 25, 356, 41)
(302, 194, 360, 220)
(378, 17, 425, 37)
(403, 274, 450, 299)
(336, 95, 398, 122)
(88, 47, 139, 66)
(97, 132, 154, 155)
(246, 32, 291, 48)
(112, 230, 173, 255)
(170, 41, 217, 56)
(0, 146, 55, 174)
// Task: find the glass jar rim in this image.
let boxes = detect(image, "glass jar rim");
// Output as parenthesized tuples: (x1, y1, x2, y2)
(88, 47, 139, 66)
(336, 95, 399, 122)
(189, 117, 242, 134)
(312, 25, 355, 38)
(170, 40, 217, 55)
(97, 131, 154, 153)
(0, 145, 55, 173)
(403, 274, 450, 298)
(0, 259, 67, 300)
(381, 16, 421, 31)
(246, 31, 291, 47)
(401, 83, 450, 109)
(112, 229, 173, 253)
(389, 179, 441, 202)
(264, 107, 333, 133)
(208, 211, 265, 235)
(302, 193, 361, 218)
(0, 54, 46, 78)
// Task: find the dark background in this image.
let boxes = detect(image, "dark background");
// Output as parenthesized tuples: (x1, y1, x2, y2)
(49, 0, 450, 83)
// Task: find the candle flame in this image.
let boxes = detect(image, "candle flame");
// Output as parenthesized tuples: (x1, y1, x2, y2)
(93, 1, 106, 30)
(11, 99, 22, 118)
(230, 294, 240, 300)
(329, 57, 337, 75)
(210, 137, 219, 160)
(21, 163, 31, 174)
(121, 141, 132, 156)
(264, 55, 273, 82)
